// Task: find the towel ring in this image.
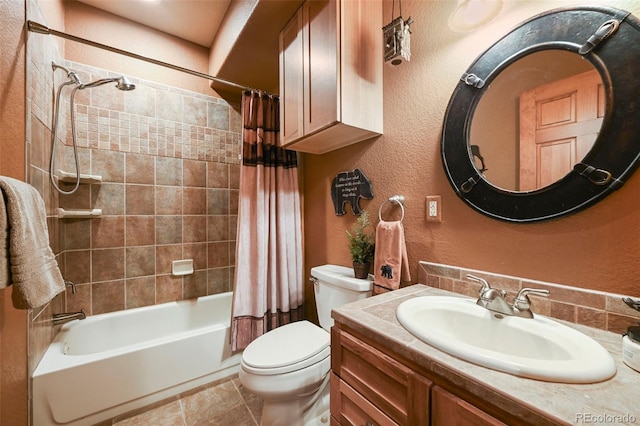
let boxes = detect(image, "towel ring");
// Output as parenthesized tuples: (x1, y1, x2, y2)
(379, 195, 405, 222)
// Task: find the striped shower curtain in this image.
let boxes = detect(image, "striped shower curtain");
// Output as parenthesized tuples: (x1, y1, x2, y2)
(230, 91, 304, 352)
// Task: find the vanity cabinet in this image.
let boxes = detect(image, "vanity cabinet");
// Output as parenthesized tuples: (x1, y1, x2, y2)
(331, 326, 517, 426)
(278, 0, 383, 154)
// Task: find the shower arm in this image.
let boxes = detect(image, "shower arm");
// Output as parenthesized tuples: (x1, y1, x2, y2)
(27, 20, 272, 96)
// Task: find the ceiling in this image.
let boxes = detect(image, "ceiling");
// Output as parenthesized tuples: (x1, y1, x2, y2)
(77, 0, 232, 47)
(75, 0, 303, 105)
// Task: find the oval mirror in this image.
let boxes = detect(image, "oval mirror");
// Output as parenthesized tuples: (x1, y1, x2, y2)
(442, 6, 640, 222)
(471, 50, 601, 192)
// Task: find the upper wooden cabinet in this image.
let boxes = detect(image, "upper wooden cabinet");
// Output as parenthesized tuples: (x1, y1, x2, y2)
(279, 0, 383, 154)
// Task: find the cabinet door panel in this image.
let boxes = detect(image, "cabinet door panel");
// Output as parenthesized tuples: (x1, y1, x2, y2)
(432, 386, 508, 426)
(279, 9, 304, 145)
(333, 329, 430, 425)
(331, 373, 399, 426)
(303, 0, 338, 135)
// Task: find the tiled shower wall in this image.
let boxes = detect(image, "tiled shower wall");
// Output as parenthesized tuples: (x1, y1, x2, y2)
(25, 0, 241, 378)
(26, 0, 66, 380)
(59, 62, 241, 315)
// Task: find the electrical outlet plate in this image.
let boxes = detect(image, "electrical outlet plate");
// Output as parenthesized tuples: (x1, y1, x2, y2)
(426, 195, 442, 222)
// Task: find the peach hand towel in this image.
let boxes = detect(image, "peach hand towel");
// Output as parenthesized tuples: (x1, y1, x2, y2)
(373, 220, 410, 294)
(0, 176, 65, 309)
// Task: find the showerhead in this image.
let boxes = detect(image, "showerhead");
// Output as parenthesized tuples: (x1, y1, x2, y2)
(79, 76, 136, 91)
(116, 76, 136, 91)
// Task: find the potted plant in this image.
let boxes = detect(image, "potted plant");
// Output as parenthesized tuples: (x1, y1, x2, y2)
(346, 210, 375, 279)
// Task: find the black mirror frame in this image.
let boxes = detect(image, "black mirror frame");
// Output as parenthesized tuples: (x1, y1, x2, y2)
(441, 6, 640, 223)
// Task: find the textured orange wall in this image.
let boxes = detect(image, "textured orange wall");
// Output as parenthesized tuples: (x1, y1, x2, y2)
(303, 0, 640, 318)
(63, 1, 214, 95)
(0, 1, 28, 424)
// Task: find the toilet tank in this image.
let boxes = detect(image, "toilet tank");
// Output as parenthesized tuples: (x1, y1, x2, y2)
(310, 264, 373, 331)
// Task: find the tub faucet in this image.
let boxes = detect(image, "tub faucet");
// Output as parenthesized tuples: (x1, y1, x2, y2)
(466, 274, 549, 318)
(52, 309, 86, 326)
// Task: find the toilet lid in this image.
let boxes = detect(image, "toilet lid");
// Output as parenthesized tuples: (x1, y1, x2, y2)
(242, 321, 329, 370)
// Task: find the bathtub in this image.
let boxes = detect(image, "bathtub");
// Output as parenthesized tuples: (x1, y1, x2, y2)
(33, 292, 241, 426)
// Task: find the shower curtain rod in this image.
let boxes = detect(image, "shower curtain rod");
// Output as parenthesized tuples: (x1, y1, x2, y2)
(27, 20, 272, 96)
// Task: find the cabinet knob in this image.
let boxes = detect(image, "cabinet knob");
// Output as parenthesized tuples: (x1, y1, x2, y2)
(366, 421, 374, 426)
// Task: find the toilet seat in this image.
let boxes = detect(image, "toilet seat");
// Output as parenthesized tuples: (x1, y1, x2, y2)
(241, 320, 330, 376)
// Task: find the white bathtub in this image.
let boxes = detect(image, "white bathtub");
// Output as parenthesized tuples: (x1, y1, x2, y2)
(32, 292, 241, 426)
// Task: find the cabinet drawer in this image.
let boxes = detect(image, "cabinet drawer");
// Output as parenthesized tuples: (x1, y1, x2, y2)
(332, 329, 430, 425)
(331, 373, 399, 426)
(432, 386, 508, 426)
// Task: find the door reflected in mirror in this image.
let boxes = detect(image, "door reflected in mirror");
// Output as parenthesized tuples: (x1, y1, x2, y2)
(470, 50, 603, 192)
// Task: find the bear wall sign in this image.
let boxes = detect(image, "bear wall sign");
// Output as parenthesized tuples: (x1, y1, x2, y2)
(331, 168, 374, 215)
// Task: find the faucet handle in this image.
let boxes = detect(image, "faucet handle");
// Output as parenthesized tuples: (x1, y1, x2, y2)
(466, 274, 491, 294)
(514, 288, 550, 310)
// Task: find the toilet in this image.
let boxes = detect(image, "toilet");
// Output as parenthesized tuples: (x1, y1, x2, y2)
(239, 264, 373, 426)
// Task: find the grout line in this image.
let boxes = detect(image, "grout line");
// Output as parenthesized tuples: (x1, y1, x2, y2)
(230, 378, 260, 426)
(177, 396, 188, 426)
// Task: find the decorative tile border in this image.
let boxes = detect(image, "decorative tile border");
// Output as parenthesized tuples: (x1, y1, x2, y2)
(63, 61, 242, 165)
(418, 261, 640, 335)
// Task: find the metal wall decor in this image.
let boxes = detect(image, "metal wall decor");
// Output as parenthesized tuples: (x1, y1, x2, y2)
(383, 0, 413, 66)
(331, 169, 374, 216)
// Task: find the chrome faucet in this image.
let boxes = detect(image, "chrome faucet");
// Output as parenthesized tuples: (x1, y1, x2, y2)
(52, 309, 86, 326)
(467, 274, 549, 318)
(467, 274, 512, 316)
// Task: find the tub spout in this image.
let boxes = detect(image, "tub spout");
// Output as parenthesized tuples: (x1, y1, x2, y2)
(64, 279, 77, 294)
(52, 309, 86, 326)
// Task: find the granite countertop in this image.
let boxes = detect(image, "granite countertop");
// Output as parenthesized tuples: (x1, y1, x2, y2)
(331, 284, 640, 426)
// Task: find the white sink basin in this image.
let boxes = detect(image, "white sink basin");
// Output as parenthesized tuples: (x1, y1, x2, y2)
(396, 296, 616, 383)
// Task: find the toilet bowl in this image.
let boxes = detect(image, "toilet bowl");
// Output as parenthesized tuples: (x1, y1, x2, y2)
(239, 264, 373, 426)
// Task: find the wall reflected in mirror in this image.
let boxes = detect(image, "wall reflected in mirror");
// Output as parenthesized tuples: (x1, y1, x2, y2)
(448, 0, 503, 32)
(470, 50, 603, 192)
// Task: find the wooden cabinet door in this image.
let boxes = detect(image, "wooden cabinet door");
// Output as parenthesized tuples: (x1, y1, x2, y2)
(303, 0, 339, 135)
(279, 8, 304, 145)
(332, 329, 431, 425)
(331, 373, 399, 426)
(431, 386, 508, 426)
(278, 0, 382, 153)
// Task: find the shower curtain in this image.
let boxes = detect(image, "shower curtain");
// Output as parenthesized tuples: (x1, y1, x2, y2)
(231, 91, 304, 352)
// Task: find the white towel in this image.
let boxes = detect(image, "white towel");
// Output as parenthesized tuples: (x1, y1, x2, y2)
(0, 176, 65, 309)
(373, 220, 410, 294)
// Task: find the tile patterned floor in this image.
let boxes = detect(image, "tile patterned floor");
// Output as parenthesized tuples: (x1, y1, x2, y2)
(103, 375, 263, 426)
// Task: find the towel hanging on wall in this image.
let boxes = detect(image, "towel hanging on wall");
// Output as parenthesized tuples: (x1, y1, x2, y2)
(373, 219, 410, 294)
(0, 176, 66, 309)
